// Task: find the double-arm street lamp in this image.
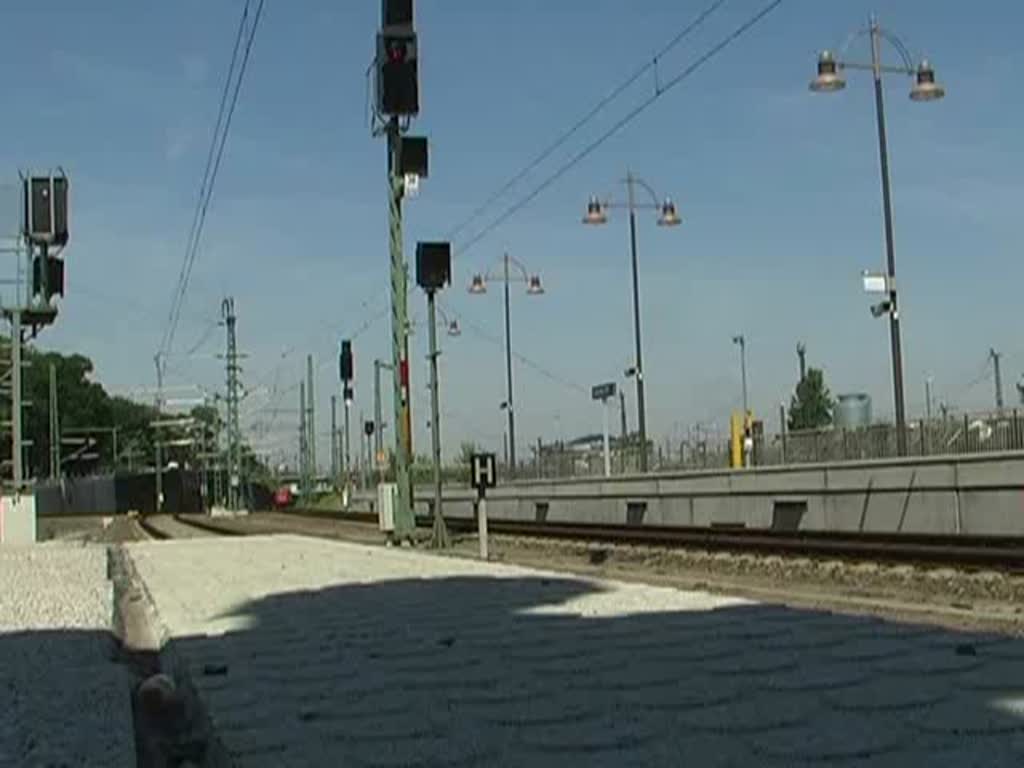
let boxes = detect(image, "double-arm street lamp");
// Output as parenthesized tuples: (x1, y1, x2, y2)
(469, 254, 544, 476)
(583, 171, 681, 472)
(810, 16, 945, 455)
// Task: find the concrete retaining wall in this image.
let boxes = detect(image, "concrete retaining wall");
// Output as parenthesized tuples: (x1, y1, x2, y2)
(353, 452, 1024, 536)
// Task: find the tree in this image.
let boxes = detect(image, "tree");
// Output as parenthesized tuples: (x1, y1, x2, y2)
(0, 344, 270, 483)
(14, 350, 117, 476)
(788, 367, 835, 431)
(457, 441, 477, 466)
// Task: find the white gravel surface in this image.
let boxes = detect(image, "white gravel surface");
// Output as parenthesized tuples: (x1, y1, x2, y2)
(129, 534, 1024, 766)
(0, 543, 135, 767)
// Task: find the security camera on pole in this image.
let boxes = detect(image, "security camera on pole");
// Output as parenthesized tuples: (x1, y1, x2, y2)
(371, 0, 428, 541)
(416, 240, 452, 548)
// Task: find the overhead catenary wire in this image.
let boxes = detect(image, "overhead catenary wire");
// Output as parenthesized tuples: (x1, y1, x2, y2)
(455, 0, 787, 260)
(439, 300, 597, 402)
(245, 285, 390, 394)
(159, 0, 266, 360)
(161, 2, 248, 357)
(243, 303, 390, 437)
(444, 0, 730, 243)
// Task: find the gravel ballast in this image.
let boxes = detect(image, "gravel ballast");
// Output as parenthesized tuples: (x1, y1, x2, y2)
(0, 543, 135, 766)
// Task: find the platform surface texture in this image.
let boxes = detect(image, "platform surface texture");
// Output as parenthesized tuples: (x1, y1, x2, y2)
(127, 535, 1024, 767)
(0, 543, 134, 767)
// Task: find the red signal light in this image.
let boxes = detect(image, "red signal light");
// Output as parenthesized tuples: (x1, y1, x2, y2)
(386, 41, 406, 63)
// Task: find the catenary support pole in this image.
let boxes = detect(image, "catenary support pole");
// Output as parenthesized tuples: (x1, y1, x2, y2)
(387, 117, 414, 539)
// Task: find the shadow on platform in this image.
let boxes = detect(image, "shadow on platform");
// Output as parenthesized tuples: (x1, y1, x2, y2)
(0, 628, 136, 766)
(159, 573, 1024, 766)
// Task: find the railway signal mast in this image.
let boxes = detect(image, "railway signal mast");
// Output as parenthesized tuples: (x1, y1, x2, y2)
(416, 241, 452, 548)
(371, 0, 428, 540)
(7, 173, 70, 489)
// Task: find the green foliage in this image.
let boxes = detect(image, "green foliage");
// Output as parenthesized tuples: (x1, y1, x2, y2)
(457, 441, 477, 466)
(788, 367, 835, 431)
(0, 345, 265, 482)
(189, 403, 221, 432)
(4, 348, 160, 476)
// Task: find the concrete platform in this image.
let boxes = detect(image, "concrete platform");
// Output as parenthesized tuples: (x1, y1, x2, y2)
(128, 535, 1024, 766)
(0, 544, 135, 767)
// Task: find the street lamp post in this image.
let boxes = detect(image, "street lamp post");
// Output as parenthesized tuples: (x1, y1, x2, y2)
(810, 16, 945, 456)
(469, 254, 544, 478)
(584, 171, 681, 472)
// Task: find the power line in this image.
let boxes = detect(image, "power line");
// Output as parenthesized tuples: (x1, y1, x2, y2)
(242, 303, 390, 434)
(455, 0, 786, 259)
(439, 300, 593, 400)
(445, 0, 729, 243)
(245, 286, 389, 395)
(161, 2, 248, 356)
(160, 0, 266, 358)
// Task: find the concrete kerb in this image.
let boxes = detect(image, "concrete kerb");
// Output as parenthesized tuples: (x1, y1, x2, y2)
(112, 544, 233, 768)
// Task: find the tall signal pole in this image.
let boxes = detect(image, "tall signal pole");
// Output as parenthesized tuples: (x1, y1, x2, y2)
(298, 381, 307, 494)
(222, 298, 242, 510)
(48, 362, 60, 480)
(374, 1, 421, 538)
(990, 348, 1004, 412)
(416, 241, 453, 548)
(344, 394, 351, 485)
(9, 172, 70, 489)
(154, 354, 164, 513)
(306, 354, 316, 486)
(373, 359, 392, 472)
(386, 119, 414, 537)
(330, 394, 338, 483)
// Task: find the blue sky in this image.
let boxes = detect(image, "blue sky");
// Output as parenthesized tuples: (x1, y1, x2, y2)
(1, 1, 1022, 466)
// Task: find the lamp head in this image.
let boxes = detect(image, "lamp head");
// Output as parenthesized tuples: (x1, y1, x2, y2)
(810, 50, 846, 93)
(910, 59, 945, 102)
(468, 274, 487, 294)
(583, 196, 608, 225)
(657, 198, 681, 227)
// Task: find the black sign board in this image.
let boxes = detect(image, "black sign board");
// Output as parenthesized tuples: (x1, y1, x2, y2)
(591, 382, 617, 401)
(470, 453, 497, 493)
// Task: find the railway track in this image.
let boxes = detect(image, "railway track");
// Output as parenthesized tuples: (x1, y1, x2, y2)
(287, 508, 1024, 572)
(132, 507, 1024, 572)
(135, 514, 245, 540)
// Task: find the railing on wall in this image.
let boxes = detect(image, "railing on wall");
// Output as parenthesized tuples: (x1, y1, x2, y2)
(515, 410, 1024, 480)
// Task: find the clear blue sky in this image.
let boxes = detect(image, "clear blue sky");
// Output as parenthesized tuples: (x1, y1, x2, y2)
(1, 1, 1022, 466)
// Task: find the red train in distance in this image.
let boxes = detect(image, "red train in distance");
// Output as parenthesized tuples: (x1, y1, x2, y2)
(272, 486, 295, 509)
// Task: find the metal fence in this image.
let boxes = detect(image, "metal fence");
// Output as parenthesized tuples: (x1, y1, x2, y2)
(520, 410, 1024, 480)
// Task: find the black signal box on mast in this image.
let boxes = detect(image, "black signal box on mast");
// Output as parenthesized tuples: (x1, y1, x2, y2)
(382, 0, 412, 29)
(23, 174, 69, 247)
(340, 339, 354, 383)
(415, 242, 451, 291)
(376, 0, 419, 117)
(376, 32, 419, 116)
(32, 257, 64, 301)
(399, 136, 428, 178)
